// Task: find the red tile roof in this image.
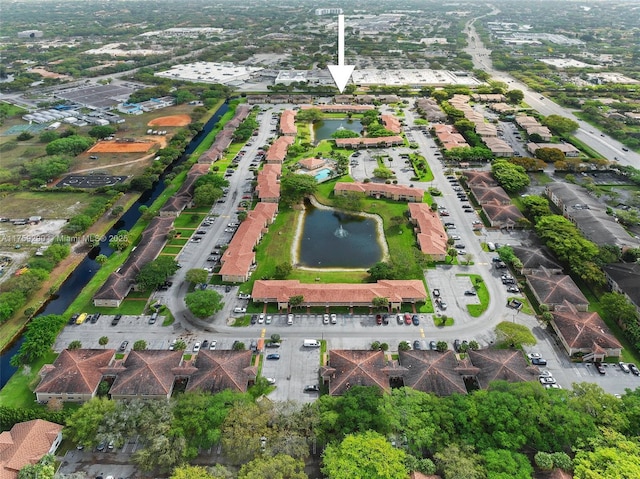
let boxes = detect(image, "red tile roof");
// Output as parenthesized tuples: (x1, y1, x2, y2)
(526, 269, 589, 309)
(463, 170, 498, 187)
(381, 114, 402, 133)
(302, 104, 374, 112)
(251, 279, 427, 306)
(408, 203, 448, 258)
(334, 136, 403, 148)
(279, 110, 297, 136)
(433, 124, 469, 150)
(266, 136, 295, 163)
(469, 185, 511, 205)
(482, 200, 525, 227)
(256, 163, 281, 201)
(35, 349, 115, 397)
(335, 182, 424, 201)
(219, 203, 277, 280)
(298, 157, 326, 171)
(0, 420, 63, 479)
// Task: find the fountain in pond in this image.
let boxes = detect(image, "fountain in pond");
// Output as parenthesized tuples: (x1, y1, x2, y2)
(334, 224, 349, 238)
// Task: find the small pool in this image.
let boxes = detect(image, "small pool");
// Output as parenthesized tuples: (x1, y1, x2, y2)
(314, 168, 333, 182)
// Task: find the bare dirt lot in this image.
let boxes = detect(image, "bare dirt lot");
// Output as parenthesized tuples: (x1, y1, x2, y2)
(147, 114, 191, 127)
(88, 140, 156, 153)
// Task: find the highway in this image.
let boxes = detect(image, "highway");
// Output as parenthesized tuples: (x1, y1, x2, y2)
(464, 17, 639, 169)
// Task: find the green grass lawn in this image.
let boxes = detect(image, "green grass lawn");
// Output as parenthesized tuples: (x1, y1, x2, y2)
(0, 350, 57, 408)
(457, 274, 490, 317)
(432, 315, 455, 327)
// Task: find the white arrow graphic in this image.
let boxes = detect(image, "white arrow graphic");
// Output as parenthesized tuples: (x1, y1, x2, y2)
(328, 14, 355, 93)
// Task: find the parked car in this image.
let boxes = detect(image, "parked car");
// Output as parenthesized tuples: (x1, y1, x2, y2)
(304, 385, 320, 392)
(595, 362, 606, 375)
(266, 354, 280, 360)
(453, 339, 461, 352)
(323, 314, 330, 324)
(404, 313, 412, 325)
(258, 313, 265, 324)
(376, 314, 383, 325)
(432, 288, 440, 297)
(629, 363, 640, 376)
(382, 314, 389, 325)
(202, 340, 209, 349)
(330, 313, 337, 324)
(250, 315, 258, 325)
(413, 340, 423, 350)
(193, 342, 201, 353)
(266, 342, 281, 348)
(412, 314, 420, 326)
(118, 341, 128, 352)
(532, 357, 547, 366)
(619, 362, 630, 373)
(111, 314, 121, 326)
(464, 290, 477, 296)
(209, 340, 217, 350)
(288, 314, 294, 325)
(396, 314, 404, 325)
(429, 340, 437, 350)
(539, 376, 557, 385)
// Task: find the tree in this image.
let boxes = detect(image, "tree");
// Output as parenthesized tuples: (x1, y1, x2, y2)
(521, 195, 551, 222)
(505, 89, 524, 104)
(130, 175, 155, 192)
(136, 257, 180, 291)
(45, 135, 93, 156)
(95, 254, 108, 265)
(495, 321, 536, 347)
(543, 115, 579, 136)
(133, 340, 147, 351)
(221, 403, 270, 464)
(98, 336, 109, 348)
(194, 183, 223, 207)
(65, 397, 117, 447)
(274, 262, 292, 280)
(483, 449, 533, 479)
(573, 428, 640, 479)
(535, 147, 565, 163)
(434, 443, 486, 479)
(174, 340, 187, 351)
(331, 129, 360, 139)
(491, 159, 530, 193)
(88, 125, 116, 139)
(238, 454, 308, 479)
(368, 261, 395, 281)
(373, 166, 394, 179)
(322, 431, 407, 479)
(108, 230, 130, 251)
(289, 295, 304, 309)
(185, 289, 224, 318)
(280, 174, 318, 205)
(398, 341, 411, 351)
(185, 268, 209, 285)
(170, 465, 217, 479)
(18, 455, 55, 479)
(372, 297, 389, 310)
(436, 341, 448, 351)
(534, 452, 554, 471)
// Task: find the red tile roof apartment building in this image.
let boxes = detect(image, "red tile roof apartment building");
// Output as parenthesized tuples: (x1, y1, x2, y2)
(278, 109, 297, 136)
(408, 203, 448, 261)
(334, 182, 424, 202)
(251, 279, 427, 310)
(219, 203, 278, 282)
(0, 420, 63, 479)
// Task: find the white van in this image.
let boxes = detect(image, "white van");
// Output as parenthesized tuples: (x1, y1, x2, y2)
(233, 307, 246, 313)
(303, 339, 321, 348)
(487, 242, 496, 251)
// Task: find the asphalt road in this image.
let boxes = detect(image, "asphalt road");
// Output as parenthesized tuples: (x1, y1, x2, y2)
(464, 19, 639, 169)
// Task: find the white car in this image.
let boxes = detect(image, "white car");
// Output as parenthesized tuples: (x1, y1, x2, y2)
(193, 342, 201, 353)
(233, 307, 247, 314)
(258, 313, 265, 324)
(330, 314, 337, 324)
(323, 314, 330, 324)
(265, 315, 272, 324)
(287, 314, 294, 325)
(209, 340, 217, 350)
(527, 353, 541, 360)
(265, 377, 276, 384)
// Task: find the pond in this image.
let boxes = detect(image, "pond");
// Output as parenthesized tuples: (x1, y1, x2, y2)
(313, 119, 363, 143)
(294, 200, 385, 269)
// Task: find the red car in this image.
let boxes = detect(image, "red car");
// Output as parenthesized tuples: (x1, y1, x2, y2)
(376, 314, 382, 325)
(404, 313, 412, 325)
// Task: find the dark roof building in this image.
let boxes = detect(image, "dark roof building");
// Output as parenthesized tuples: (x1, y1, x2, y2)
(399, 350, 467, 396)
(186, 350, 257, 393)
(321, 350, 390, 395)
(512, 244, 563, 275)
(467, 349, 539, 389)
(551, 300, 622, 361)
(35, 349, 116, 403)
(525, 268, 589, 311)
(481, 200, 525, 228)
(603, 262, 640, 314)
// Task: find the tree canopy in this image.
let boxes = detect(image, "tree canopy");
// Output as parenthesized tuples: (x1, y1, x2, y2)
(322, 431, 407, 479)
(280, 173, 318, 205)
(491, 159, 530, 193)
(185, 289, 224, 318)
(135, 257, 180, 291)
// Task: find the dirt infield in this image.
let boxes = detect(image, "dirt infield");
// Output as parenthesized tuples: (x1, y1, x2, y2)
(148, 114, 191, 127)
(88, 141, 155, 153)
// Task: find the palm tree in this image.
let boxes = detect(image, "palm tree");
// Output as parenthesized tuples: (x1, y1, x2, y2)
(98, 336, 109, 349)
